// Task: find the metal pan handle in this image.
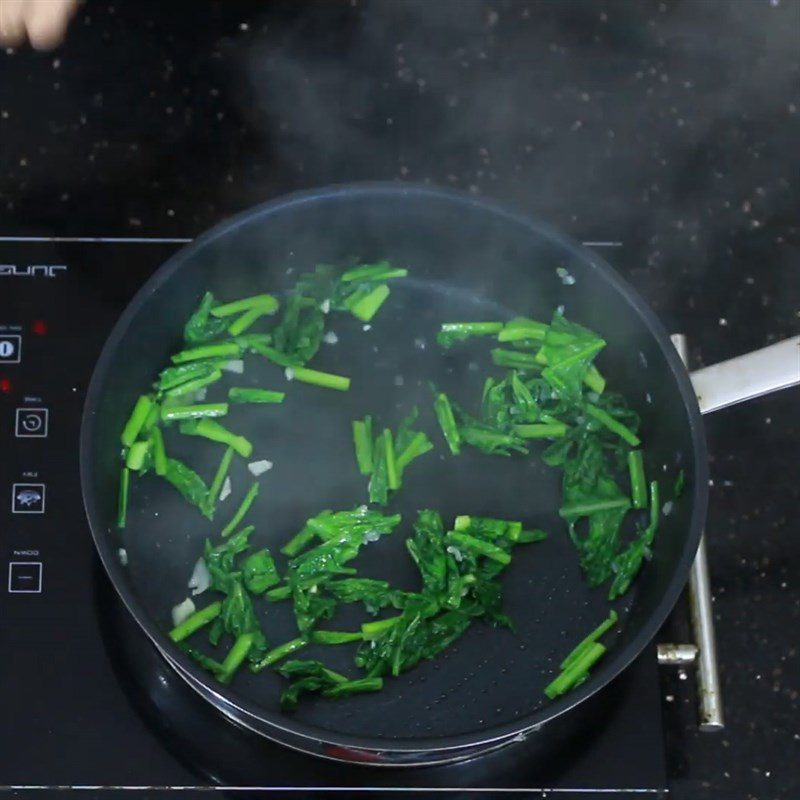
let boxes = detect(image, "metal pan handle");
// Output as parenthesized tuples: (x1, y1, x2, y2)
(687, 335, 800, 415)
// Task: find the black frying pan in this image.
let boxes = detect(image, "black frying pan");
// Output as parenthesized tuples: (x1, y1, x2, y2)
(80, 184, 708, 765)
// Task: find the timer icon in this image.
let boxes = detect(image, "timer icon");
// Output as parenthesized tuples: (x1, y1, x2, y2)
(15, 407, 49, 438)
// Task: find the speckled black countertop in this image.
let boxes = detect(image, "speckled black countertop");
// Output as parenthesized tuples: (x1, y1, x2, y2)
(1, 1, 798, 798)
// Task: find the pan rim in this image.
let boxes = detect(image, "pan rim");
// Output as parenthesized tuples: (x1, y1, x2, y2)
(80, 181, 708, 758)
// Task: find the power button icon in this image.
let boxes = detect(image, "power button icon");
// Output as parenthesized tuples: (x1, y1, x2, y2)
(0, 334, 22, 364)
(15, 408, 49, 438)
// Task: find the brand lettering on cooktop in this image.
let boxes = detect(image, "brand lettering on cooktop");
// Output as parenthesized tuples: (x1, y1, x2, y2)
(0, 264, 67, 278)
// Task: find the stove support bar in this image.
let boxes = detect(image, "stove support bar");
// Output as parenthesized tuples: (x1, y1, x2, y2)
(671, 334, 724, 731)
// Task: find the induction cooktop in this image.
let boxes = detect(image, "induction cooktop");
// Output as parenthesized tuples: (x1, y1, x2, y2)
(0, 235, 665, 797)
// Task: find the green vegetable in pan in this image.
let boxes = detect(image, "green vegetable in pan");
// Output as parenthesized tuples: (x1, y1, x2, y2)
(545, 610, 617, 699)
(437, 321, 503, 348)
(116, 266, 662, 713)
(351, 409, 432, 505)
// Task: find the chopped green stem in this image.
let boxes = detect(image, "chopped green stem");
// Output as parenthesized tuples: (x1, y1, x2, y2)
(311, 630, 364, 644)
(442, 322, 503, 335)
(534, 350, 605, 392)
(438, 321, 503, 347)
(497, 317, 548, 343)
(117, 468, 130, 529)
(219, 633, 254, 684)
(341, 263, 407, 283)
(644, 480, 660, 544)
(228, 387, 285, 404)
(513, 423, 568, 438)
(210, 294, 279, 318)
(517, 528, 549, 543)
(150, 427, 168, 476)
(350, 284, 391, 322)
(289, 366, 351, 391)
(491, 349, 541, 370)
(178, 417, 252, 457)
(255, 344, 299, 367)
(584, 404, 641, 446)
(585, 365, 606, 394)
(205, 446, 234, 515)
(121, 395, 154, 446)
(221, 482, 260, 537)
(171, 342, 241, 364)
(352, 417, 374, 475)
(265, 584, 292, 601)
(280, 527, 317, 557)
(227, 307, 270, 337)
(433, 391, 461, 454)
(158, 362, 217, 392)
(361, 616, 401, 640)
(383, 429, 400, 491)
(446, 532, 511, 564)
(250, 636, 309, 672)
(161, 403, 229, 422)
(545, 642, 606, 699)
(395, 431, 433, 472)
(143, 403, 161, 433)
(561, 610, 618, 670)
(125, 440, 151, 471)
(628, 450, 647, 509)
(674, 469, 685, 498)
(164, 369, 222, 398)
(559, 498, 631, 519)
(168, 601, 222, 643)
(323, 677, 384, 698)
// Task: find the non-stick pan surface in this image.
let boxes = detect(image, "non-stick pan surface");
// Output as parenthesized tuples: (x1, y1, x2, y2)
(81, 184, 707, 757)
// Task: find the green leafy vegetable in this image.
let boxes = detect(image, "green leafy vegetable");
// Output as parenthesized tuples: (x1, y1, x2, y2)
(125, 440, 151, 471)
(327, 578, 405, 615)
(168, 601, 222, 643)
(204, 526, 254, 593)
(178, 417, 253, 458)
(218, 633, 255, 683)
(560, 610, 618, 671)
(121, 394, 154, 447)
(437, 321, 503, 348)
(243, 548, 280, 593)
(497, 316, 548, 343)
(432, 390, 461, 454)
(352, 416, 374, 475)
(228, 387, 285, 404)
(210, 293, 279, 319)
(628, 450, 647, 509)
(150, 426, 168, 476)
(163, 368, 222, 398)
(184, 292, 228, 344)
(163, 458, 211, 518)
(171, 342, 241, 364)
(349, 284, 391, 322)
(161, 403, 229, 422)
(288, 365, 351, 391)
(491, 349, 542, 371)
(540, 310, 606, 404)
(202, 446, 234, 519)
(272, 294, 325, 365)
(221, 482, 260, 537)
(608, 480, 660, 599)
(117, 467, 130, 529)
(545, 642, 606, 699)
(674, 469, 685, 498)
(208, 574, 268, 663)
(340, 262, 407, 283)
(250, 636, 309, 672)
